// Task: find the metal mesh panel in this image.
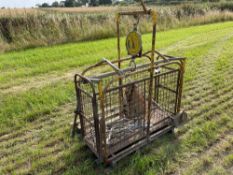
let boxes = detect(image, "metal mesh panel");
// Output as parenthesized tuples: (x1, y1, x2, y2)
(76, 81, 97, 153)
(154, 69, 180, 115)
(74, 59, 184, 162)
(104, 79, 149, 155)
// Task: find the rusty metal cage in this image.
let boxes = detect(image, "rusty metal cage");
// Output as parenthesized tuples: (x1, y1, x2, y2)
(73, 54, 186, 164)
(72, 1, 186, 165)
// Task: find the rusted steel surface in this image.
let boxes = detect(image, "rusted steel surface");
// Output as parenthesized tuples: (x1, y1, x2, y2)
(72, 0, 186, 165)
(73, 55, 185, 164)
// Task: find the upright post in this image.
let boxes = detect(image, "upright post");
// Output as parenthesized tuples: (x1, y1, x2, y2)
(116, 14, 121, 68)
(73, 77, 85, 137)
(116, 14, 124, 118)
(98, 81, 108, 162)
(146, 10, 157, 141)
(177, 59, 186, 113)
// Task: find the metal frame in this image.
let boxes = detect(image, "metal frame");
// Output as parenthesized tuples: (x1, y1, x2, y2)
(72, 0, 186, 165)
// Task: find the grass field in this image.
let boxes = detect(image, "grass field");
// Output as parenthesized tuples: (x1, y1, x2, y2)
(1, 3, 233, 53)
(0, 21, 233, 174)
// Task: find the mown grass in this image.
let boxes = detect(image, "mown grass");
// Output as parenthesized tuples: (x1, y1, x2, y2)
(0, 22, 233, 174)
(0, 82, 74, 130)
(1, 21, 233, 88)
(0, 22, 233, 131)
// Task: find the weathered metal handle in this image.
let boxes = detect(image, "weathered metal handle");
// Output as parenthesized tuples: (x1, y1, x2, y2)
(102, 58, 125, 76)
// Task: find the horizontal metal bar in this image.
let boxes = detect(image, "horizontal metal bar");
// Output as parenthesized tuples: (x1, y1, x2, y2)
(158, 84, 177, 94)
(81, 50, 183, 80)
(163, 65, 177, 71)
(104, 69, 178, 93)
(74, 73, 96, 94)
(90, 60, 180, 81)
(102, 58, 125, 76)
(75, 86, 93, 98)
(149, 118, 172, 132)
(108, 125, 173, 164)
(150, 125, 174, 140)
(107, 117, 172, 155)
(82, 55, 151, 76)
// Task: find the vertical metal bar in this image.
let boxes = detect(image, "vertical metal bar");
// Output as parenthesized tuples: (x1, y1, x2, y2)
(177, 60, 186, 113)
(79, 89, 85, 137)
(162, 73, 165, 118)
(170, 72, 174, 113)
(175, 70, 181, 114)
(72, 77, 79, 137)
(72, 113, 78, 137)
(73, 77, 85, 137)
(166, 73, 169, 113)
(116, 13, 121, 68)
(164, 74, 167, 114)
(146, 11, 157, 140)
(143, 80, 146, 128)
(92, 93, 101, 159)
(173, 72, 176, 113)
(116, 14, 124, 119)
(98, 81, 108, 162)
(154, 74, 160, 103)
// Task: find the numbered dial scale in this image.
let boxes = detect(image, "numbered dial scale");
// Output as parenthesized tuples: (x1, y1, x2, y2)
(126, 30, 142, 56)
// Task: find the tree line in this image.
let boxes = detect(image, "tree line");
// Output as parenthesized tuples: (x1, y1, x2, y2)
(38, 0, 224, 8)
(38, 0, 113, 7)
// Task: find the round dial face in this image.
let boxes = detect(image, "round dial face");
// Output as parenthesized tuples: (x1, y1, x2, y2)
(126, 31, 142, 56)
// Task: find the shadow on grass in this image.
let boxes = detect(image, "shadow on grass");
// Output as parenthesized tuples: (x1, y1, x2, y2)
(61, 132, 182, 175)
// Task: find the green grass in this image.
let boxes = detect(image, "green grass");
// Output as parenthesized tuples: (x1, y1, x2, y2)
(0, 22, 233, 174)
(1, 3, 233, 53)
(1, 21, 233, 88)
(0, 82, 74, 130)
